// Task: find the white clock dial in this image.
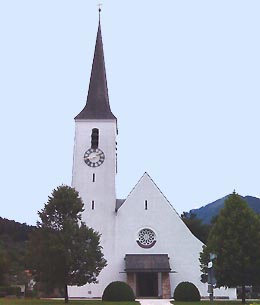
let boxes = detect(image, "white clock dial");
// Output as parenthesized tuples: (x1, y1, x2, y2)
(84, 148, 105, 167)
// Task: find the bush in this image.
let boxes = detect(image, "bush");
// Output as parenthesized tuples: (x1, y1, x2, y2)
(174, 281, 201, 301)
(102, 281, 135, 301)
(25, 289, 38, 298)
(0, 286, 21, 297)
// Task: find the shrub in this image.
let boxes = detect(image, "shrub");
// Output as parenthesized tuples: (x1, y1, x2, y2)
(0, 286, 21, 297)
(102, 281, 135, 301)
(174, 281, 201, 301)
(25, 289, 38, 298)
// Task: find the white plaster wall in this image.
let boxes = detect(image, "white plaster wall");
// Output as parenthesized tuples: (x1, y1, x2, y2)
(113, 173, 235, 299)
(113, 173, 207, 297)
(70, 134, 236, 300)
(72, 119, 117, 224)
(70, 172, 236, 299)
(72, 120, 116, 201)
(69, 119, 118, 298)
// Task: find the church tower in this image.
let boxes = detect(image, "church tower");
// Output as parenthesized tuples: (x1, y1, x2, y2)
(72, 14, 117, 232)
(69, 11, 236, 300)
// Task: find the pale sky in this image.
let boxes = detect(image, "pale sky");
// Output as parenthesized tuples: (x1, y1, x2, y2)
(1, 1, 260, 225)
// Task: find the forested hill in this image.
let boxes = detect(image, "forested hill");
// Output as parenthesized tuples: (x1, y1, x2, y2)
(0, 217, 35, 241)
(189, 195, 260, 224)
(0, 217, 36, 285)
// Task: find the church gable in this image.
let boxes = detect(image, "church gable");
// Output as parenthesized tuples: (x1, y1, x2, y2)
(114, 171, 205, 291)
(115, 172, 204, 251)
(116, 172, 186, 228)
(117, 172, 177, 214)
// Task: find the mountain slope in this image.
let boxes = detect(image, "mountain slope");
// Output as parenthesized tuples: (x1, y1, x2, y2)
(189, 195, 260, 224)
(0, 217, 35, 285)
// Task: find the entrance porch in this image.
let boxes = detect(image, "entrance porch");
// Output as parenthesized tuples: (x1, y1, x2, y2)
(125, 254, 171, 299)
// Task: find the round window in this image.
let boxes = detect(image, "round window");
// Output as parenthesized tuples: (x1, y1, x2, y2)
(137, 228, 156, 248)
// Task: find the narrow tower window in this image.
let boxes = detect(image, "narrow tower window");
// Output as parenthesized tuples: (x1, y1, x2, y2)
(91, 128, 99, 149)
(92, 200, 95, 210)
(92, 173, 95, 182)
(145, 200, 148, 210)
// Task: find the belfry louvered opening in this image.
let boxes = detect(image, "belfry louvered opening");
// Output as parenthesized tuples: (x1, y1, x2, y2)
(91, 128, 99, 149)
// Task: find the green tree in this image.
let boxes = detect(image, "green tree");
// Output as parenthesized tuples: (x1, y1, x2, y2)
(200, 191, 260, 303)
(0, 245, 8, 285)
(181, 212, 210, 243)
(0, 217, 34, 286)
(28, 185, 106, 303)
(199, 245, 210, 283)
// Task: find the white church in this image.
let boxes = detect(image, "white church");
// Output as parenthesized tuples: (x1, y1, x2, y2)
(69, 14, 236, 299)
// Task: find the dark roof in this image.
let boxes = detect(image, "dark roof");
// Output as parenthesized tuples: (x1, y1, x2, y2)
(115, 199, 125, 211)
(75, 20, 116, 120)
(125, 254, 171, 273)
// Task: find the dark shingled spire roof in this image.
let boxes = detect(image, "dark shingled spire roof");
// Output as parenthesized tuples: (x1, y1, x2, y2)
(75, 18, 116, 120)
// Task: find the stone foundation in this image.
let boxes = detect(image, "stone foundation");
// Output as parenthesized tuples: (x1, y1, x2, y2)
(127, 273, 136, 295)
(162, 273, 171, 298)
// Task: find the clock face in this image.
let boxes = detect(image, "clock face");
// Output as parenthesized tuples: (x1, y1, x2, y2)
(84, 148, 105, 167)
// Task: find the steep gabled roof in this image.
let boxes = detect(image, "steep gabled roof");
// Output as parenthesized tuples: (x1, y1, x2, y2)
(116, 199, 126, 212)
(75, 18, 116, 120)
(115, 172, 178, 213)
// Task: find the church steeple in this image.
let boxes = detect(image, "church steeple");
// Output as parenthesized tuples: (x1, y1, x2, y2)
(75, 13, 116, 120)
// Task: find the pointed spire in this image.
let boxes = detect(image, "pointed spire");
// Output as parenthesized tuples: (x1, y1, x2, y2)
(75, 11, 116, 120)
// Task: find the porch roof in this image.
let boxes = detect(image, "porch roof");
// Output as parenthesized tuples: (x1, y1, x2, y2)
(124, 254, 171, 273)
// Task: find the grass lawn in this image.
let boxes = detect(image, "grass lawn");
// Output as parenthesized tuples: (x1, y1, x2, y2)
(0, 299, 139, 305)
(0, 300, 259, 305)
(172, 300, 255, 305)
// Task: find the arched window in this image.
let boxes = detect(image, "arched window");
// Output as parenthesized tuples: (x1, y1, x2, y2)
(91, 128, 99, 149)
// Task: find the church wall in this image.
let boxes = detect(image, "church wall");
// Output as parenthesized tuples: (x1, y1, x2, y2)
(69, 19, 236, 300)
(72, 119, 117, 224)
(112, 173, 235, 299)
(69, 119, 119, 298)
(69, 172, 236, 299)
(113, 173, 206, 297)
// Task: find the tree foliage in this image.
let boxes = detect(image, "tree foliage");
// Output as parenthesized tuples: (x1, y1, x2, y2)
(0, 218, 34, 286)
(173, 281, 201, 301)
(0, 217, 34, 241)
(102, 281, 135, 301)
(199, 245, 210, 283)
(28, 185, 106, 302)
(200, 191, 260, 303)
(181, 212, 210, 243)
(0, 245, 8, 285)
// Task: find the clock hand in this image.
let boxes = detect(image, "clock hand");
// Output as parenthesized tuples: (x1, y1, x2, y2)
(86, 153, 100, 160)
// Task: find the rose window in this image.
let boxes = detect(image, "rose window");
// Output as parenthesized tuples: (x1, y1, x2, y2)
(137, 228, 156, 248)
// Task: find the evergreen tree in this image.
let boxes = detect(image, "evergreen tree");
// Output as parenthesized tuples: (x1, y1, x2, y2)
(28, 185, 106, 303)
(0, 218, 34, 286)
(0, 245, 8, 285)
(181, 212, 210, 243)
(200, 191, 260, 303)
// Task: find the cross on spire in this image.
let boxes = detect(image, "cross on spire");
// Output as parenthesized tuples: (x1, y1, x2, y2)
(98, 3, 102, 19)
